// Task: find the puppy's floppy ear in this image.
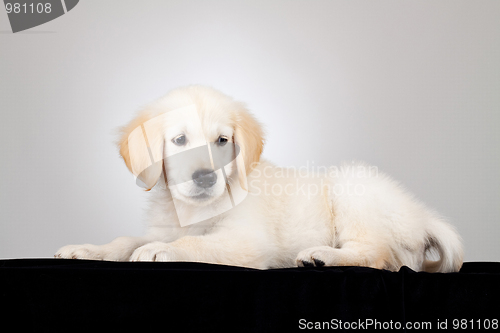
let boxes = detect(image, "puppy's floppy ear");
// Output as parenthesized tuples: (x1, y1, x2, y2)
(118, 110, 166, 191)
(233, 103, 264, 190)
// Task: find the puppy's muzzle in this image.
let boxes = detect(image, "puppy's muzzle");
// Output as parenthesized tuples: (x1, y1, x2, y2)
(192, 169, 217, 188)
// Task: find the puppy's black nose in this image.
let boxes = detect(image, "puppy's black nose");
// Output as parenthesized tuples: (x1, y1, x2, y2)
(192, 169, 217, 188)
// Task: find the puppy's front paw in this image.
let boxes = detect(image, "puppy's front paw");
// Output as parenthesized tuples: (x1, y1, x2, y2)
(130, 242, 185, 262)
(296, 246, 336, 267)
(55, 244, 104, 260)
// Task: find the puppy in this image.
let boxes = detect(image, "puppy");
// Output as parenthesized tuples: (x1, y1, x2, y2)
(55, 85, 463, 272)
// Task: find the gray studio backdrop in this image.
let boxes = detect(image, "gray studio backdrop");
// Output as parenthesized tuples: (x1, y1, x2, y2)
(0, 1, 498, 261)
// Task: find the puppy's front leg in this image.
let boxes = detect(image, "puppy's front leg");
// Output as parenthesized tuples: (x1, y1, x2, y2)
(131, 233, 269, 269)
(55, 236, 155, 261)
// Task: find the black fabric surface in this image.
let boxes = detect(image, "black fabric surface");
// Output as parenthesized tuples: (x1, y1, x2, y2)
(0, 259, 499, 332)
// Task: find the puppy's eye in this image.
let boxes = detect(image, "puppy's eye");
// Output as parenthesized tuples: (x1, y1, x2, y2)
(216, 135, 228, 146)
(172, 134, 186, 146)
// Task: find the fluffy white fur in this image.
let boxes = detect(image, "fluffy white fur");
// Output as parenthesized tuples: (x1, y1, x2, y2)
(55, 86, 463, 272)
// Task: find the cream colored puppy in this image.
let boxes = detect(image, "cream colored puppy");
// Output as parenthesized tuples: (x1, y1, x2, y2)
(55, 86, 463, 272)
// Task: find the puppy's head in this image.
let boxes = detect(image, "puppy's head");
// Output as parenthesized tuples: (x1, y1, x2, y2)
(118, 86, 264, 206)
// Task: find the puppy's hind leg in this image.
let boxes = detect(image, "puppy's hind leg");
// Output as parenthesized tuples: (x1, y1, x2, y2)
(296, 241, 390, 270)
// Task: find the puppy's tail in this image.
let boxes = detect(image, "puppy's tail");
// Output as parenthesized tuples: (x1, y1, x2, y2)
(422, 218, 464, 273)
